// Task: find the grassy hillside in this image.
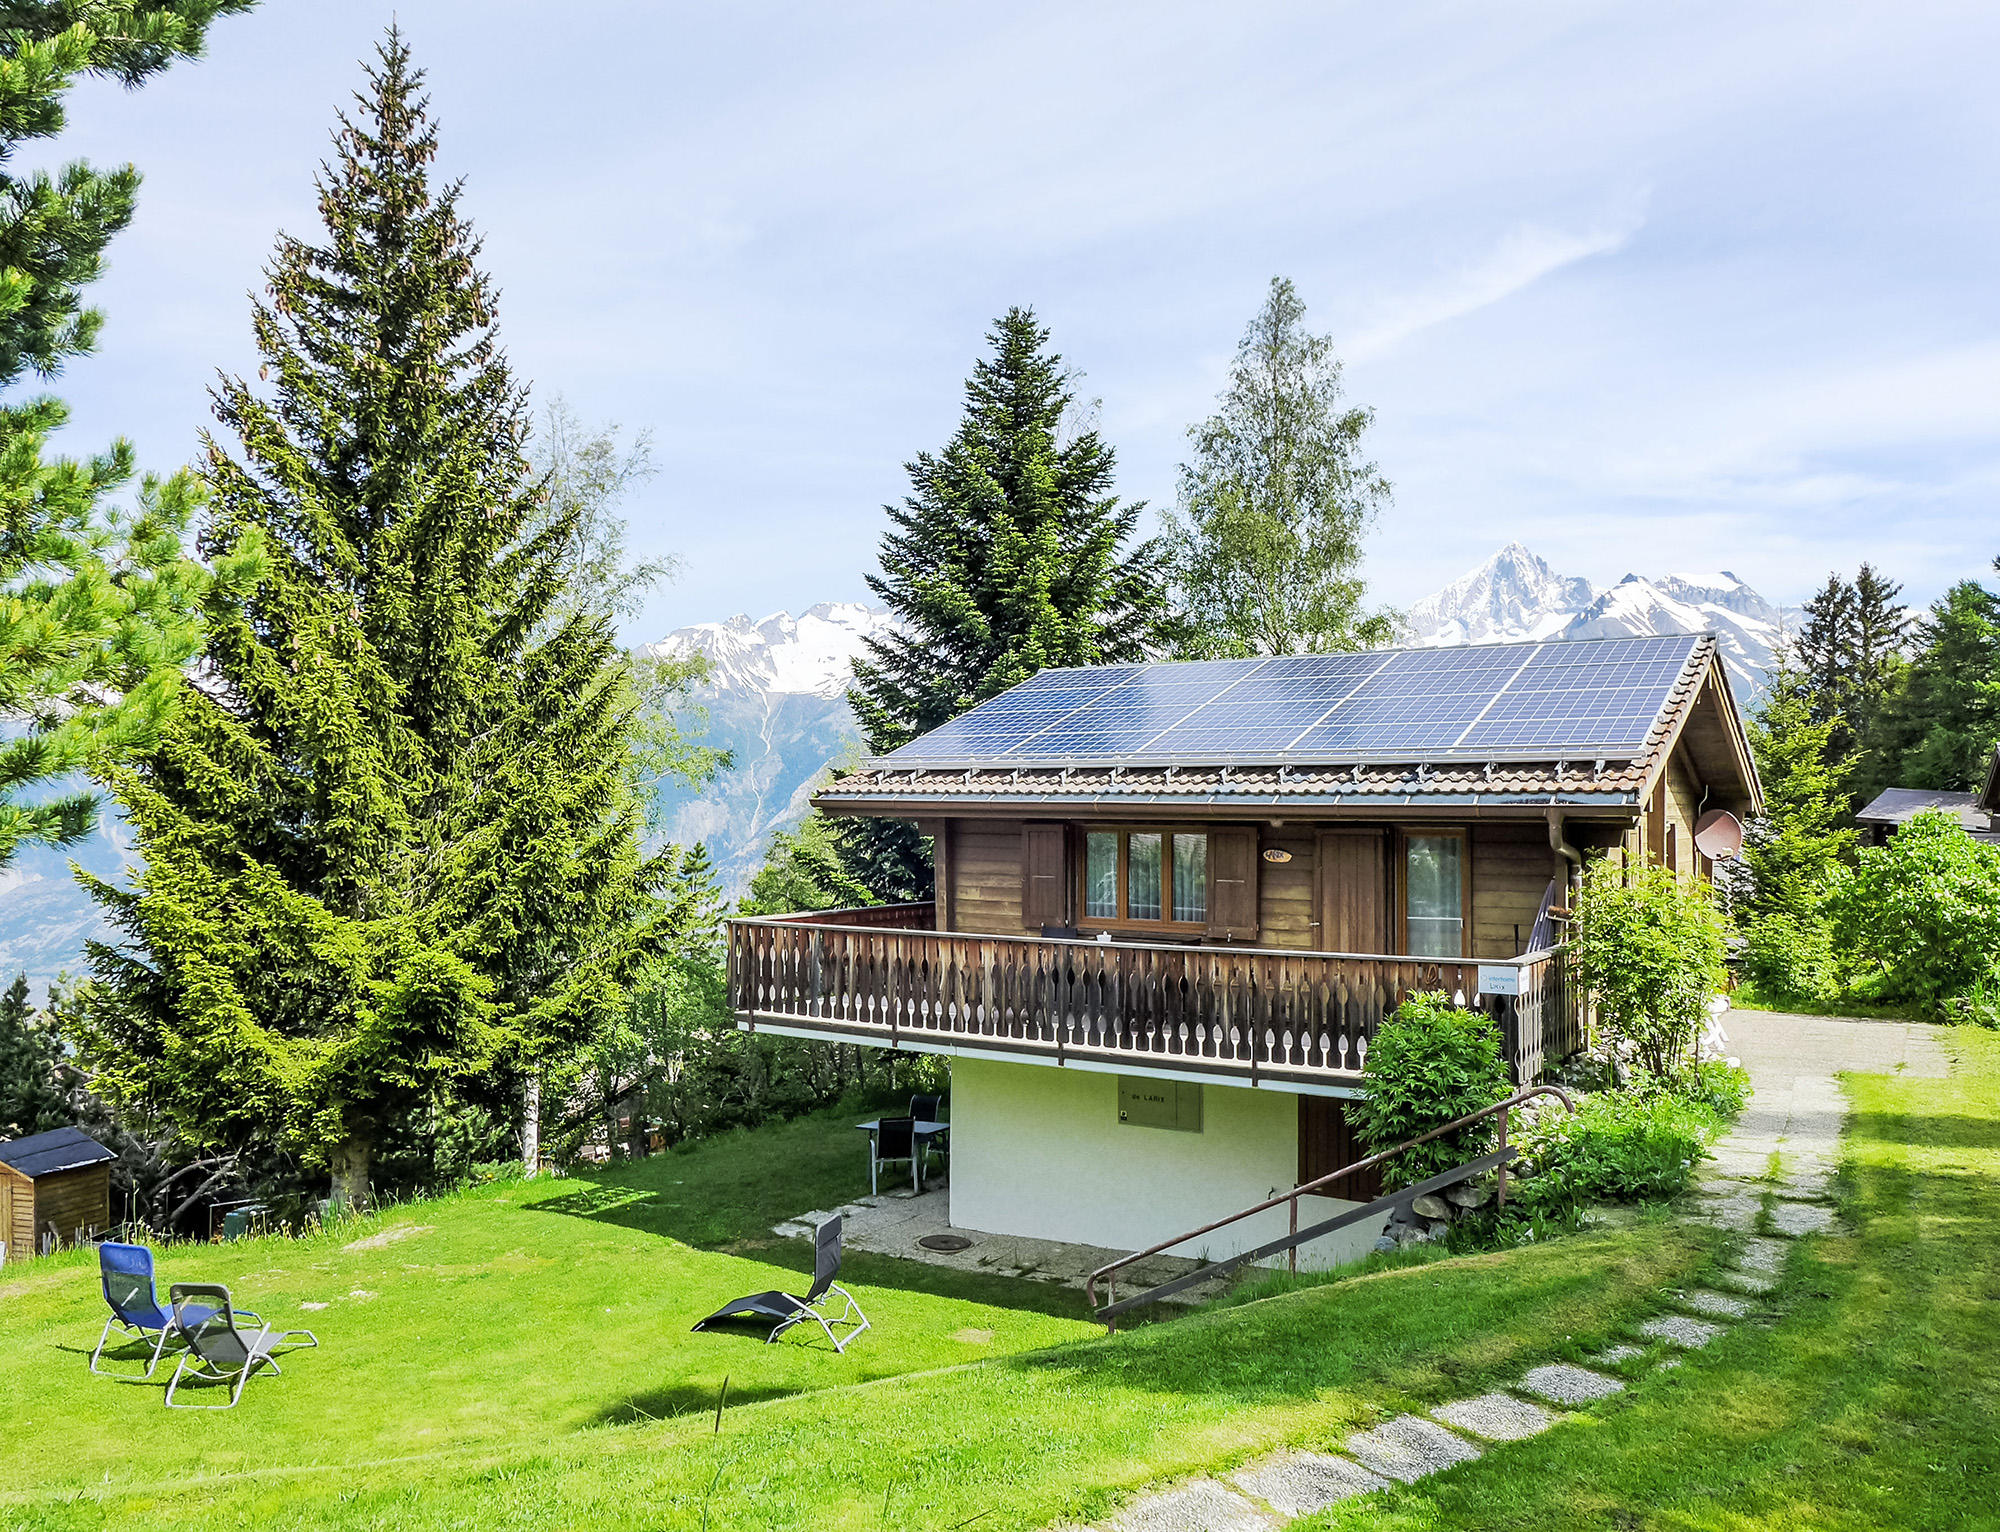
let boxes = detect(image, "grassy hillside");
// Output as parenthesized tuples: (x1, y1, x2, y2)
(7, 1028, 1990, 1530)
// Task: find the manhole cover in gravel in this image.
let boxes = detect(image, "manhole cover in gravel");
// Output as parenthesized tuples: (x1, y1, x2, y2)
(918, 1234, 974, 1253)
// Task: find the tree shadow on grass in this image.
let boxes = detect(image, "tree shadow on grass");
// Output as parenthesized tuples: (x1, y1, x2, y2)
(528, 1185, 1096, 1322)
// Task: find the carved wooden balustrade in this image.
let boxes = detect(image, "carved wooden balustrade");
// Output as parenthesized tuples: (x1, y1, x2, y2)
(727, 908, 1578, 1088)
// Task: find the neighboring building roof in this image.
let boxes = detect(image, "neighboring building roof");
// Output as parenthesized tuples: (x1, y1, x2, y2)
(0, 1125, 115, 1179)
(1982, 743, 2000, 816)
(820, 632, 1760, 818)
(1855, 787, 1996, 838)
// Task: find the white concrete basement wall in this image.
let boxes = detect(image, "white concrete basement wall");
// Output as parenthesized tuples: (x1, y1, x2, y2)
(948, 1056, 1379, 1271)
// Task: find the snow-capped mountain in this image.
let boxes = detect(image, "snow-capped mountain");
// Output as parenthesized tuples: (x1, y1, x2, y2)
(636, 601, 896, 700)
(641, 603, 894, 898)
(1405, 543, 1596, 646)
(1407, 543, 1783, 700)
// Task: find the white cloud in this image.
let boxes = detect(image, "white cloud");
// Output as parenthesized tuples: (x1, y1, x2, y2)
(1348, 204, 1647, 361)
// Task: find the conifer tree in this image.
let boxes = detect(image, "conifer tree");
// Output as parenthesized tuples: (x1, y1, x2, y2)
(0, 972, 66, 1138)
(1739, 663, 1854, 1001)
(80, 32, 660, 1207)
(1861, 577, 2000, 799)
(0, 2, 259, 868)
(846, 308, 1169, 897)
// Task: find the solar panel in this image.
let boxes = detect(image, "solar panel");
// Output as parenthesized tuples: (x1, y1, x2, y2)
(871, 633, 1703, 767)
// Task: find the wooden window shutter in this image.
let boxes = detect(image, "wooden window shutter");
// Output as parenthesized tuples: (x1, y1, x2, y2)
(1021, 822, 1070, 930)
(1206, 826, 1259, 941)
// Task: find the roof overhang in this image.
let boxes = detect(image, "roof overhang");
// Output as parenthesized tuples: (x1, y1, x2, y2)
(1983, 744, 2000, 816)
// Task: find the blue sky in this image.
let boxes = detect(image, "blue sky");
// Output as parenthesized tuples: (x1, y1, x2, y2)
(51, 0, 2000, 641)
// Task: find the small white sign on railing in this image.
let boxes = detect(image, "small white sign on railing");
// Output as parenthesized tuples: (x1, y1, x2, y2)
(1476, 964, 1521, 997)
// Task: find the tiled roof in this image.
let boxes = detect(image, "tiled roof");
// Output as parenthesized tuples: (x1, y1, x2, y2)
(819, 636, 1717, 812)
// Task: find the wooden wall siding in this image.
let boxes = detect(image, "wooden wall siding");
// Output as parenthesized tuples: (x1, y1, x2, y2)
(1663, 755, 1705, 886)
(2, 1169, 27, 1261)
(0, 1164, 108, 1262)
(731, 918, 1578, 1087)
(950, 820, 1033, 937)
(33, 1167, 109, 1251)
(1471, 825, 1557, 958)
(1259, 830, 1318, 948)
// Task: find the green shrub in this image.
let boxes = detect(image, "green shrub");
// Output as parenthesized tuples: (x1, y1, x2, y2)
(1829, 812, 2000, 1017)
(1349, 991, 1512, 1189)
(1674, 1058, 1751, 1123)
(1942, 973, 2000, 1029)
(1507, 1091, 1712, 1218)
(1741, 909, 1839, 1005)
(1572, 859, 1726, 1078)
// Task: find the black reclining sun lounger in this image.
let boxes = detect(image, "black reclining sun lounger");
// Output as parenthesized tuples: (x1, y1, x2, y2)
(692, 1214, 870, 1352)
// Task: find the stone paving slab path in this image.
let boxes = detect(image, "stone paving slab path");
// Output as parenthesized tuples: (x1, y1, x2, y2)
(1227, 1453, 1387, 1517)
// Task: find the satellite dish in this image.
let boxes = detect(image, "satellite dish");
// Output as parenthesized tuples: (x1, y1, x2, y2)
(1693, 809, 1744, 860)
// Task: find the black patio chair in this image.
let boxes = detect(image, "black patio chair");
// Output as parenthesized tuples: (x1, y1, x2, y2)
(868, 1116, 921, 1194)
(691, 1215, 870, 1352)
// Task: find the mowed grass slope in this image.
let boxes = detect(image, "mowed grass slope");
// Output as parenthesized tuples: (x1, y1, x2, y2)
(4, 1181, 1724, 1528)
(0, 1105, 1095, 1497)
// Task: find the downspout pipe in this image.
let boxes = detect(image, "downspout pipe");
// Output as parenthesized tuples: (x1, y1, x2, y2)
(1547, 806, 1583, 881)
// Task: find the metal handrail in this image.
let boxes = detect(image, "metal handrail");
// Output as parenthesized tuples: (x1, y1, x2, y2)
(1084, 1083, 1576, 1329)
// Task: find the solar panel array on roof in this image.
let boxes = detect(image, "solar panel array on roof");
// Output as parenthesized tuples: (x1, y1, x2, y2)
(875, 633, 1704, 768)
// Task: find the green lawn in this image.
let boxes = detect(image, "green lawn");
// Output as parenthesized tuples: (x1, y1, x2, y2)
(1, 1104, 1724, 1528)
(9, 1030, 1990, 1531)
(0, 1103, 1095, 1503)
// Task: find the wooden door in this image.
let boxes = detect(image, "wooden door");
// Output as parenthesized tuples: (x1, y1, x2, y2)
(1315, 830, 1387, 953)
(1298, 1097, 1385, 1200)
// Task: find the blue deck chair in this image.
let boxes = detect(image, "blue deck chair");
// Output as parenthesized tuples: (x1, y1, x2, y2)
(89, 1242, 260, 1379)
(691, 1215, 870, 1352)
(164, 1283, 318, 1409)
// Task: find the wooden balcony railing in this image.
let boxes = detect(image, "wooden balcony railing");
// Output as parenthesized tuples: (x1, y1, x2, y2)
(727, 913, 1581, 1089)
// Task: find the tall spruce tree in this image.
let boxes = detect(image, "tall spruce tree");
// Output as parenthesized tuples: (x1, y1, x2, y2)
(80, 32, 660, 1207)
(1739, 662, 1854, 1001)
(1861, 576, 2000, 800)
(846, 307, 1169, 898)
(1847, 563, 1912, 745)
(0, 2, 260, 868)
(1164, 277, 1396, 657)
(0, 972, 66, 1138)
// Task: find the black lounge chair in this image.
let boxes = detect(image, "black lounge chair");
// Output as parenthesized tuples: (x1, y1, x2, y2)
(164, 1282, 318, 1409)
(691, 1215, 870, 1352)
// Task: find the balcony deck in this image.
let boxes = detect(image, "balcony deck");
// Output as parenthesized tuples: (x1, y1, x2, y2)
(727, 904, 1581, 1092)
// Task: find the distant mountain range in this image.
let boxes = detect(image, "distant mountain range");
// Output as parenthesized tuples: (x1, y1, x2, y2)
(0, 548, 1788, 1000)
(1405, 542, 1785, 700)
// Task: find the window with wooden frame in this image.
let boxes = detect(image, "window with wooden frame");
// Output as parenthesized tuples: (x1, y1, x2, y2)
(1079, 828, 1208, 931)
(1398, 828, 1470, 959)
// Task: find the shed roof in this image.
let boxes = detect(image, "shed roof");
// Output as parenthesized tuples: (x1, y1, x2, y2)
(820, 633, 1760, 819)
(1982, 744, 2000, 816)
(1854, 787, 1995, 837)
(0, 1125, 116, 1179)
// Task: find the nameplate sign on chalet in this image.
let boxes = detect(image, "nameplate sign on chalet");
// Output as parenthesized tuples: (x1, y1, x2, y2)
(1476, 965, 1521, 997)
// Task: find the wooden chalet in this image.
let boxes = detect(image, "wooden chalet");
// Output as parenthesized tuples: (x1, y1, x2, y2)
(727, 632, 1761, 1265)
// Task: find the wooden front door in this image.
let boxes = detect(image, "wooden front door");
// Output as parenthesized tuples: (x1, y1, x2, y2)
(1315, 830, 1387, 953)
(1298, 1097, 1385, 1200)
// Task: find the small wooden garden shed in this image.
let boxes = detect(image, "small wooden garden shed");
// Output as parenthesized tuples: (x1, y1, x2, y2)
(0, 1126, 115, 1263)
